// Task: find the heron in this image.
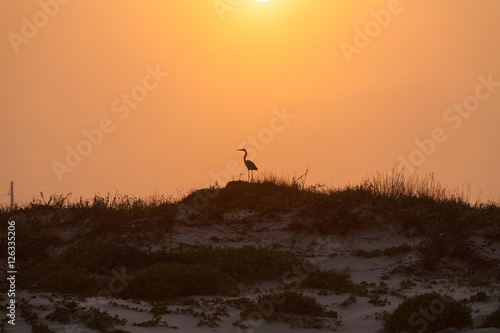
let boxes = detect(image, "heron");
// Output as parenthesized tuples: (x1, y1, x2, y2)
(237, 148, 258, 181)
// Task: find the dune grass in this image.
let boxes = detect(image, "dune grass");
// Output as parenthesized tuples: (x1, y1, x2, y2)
(383, 292, 473, 333)
(238, 290, 338, 328)
(1, 166, 496, 218)
(1, 191, 178, 220)
(121, 262, 238, 300)
(3, 167, 499, 292)
(17, 243, 304, 297)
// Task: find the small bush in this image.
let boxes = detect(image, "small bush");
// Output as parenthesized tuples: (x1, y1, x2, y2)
(46, 300, 79, 324)
(469, 291, 488, 302)
(240, 290, 337, 321)
(340, 295, 357, 307)
(122, 262, 238, 300)
(399, 279, 417, 290)
(36, 268, 98, 294)
(476, 291, 488, 302)
(482, 308, 500, 328)
(163, 245, 302, 282)
(19, 299, 55, 333)
(369, 294, 389, 306)
(383, 292, 472, 333)
(300, 268, 353, 293)
(84, 308, 127, 332)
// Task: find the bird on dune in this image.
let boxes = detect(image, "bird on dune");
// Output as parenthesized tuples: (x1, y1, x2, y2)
(237, 148, 258, 182)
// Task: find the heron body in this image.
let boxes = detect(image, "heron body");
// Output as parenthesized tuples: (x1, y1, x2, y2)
(237, 149, 258, 181)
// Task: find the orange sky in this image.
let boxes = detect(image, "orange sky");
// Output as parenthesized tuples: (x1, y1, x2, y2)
(1, 0, 499, 205)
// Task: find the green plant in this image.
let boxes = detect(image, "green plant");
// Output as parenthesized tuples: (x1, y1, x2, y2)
(163, 245, 302, 282)
(83, 307, 127, 332)
(19, 299, 55, 333)
(36, 268, 98, 295)
(46, 300, 80, 324)
(476, 291, 488, 302)
(133, 314, 170, 327)
(369, 294, 390, 306)
(340, 295, 357, 307)
(122, 262, 238, 300)
(470, 291, 488, 302)
(299, 268, 353, 293)
(383, 292, 472, 333)
(399, 279, 417, 290)
(418, 231, 493, 272)
(482, 308, 500, 328)
(240, 290, 337, 323)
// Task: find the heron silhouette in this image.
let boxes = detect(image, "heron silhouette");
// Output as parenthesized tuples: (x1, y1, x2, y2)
(237, 149, 258, 181)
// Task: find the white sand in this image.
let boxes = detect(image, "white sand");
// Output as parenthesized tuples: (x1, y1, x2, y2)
(7, 209, 500, 333)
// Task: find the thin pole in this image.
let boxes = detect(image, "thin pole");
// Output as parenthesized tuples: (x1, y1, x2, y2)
(10, 181, 14, 211)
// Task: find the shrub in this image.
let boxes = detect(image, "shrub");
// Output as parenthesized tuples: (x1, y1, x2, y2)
(369, 294, 389, 307)
(36, 267, 98, 294)
(340, 295, 357, 307)
(162, 245, 302, 282)
(122, 262, 238, 300)
(383, 292, 472, 333)
(476, 291, 488, 302)
(470, 291, 488, 302)
(45, 300, 79, 324)
(46, 301, 127, 332)
(19, 299, 55, 333)
(482, 308, 500, 328)
(240, 290, 337, 321)
(83, 308, 127, 332)
(299, 268, 353, 293)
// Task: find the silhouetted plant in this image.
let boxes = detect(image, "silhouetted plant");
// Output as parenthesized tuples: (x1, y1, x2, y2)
(299, 268, 353, 293)
(239, 290, 337, 326)
(122, 262, 238, 300)
(482, 308, 500, 328)
(383, 292, 472, 333)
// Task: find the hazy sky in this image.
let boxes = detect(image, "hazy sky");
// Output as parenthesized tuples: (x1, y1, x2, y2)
(1, 0, 499, 205)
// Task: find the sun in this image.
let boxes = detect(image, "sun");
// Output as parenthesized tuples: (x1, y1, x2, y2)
(255, 0, 269, 2)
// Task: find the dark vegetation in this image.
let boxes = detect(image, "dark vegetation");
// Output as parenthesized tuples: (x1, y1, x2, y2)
(2, 170, 499, 289)
(121, 262, 238, 300)
(16, 243, 302, 297)
(383, 292, 473, 333)
(482, 308, 500, 328)
(45, 299, 127, 332)
(0, 168, 499, 331)
(353, 244, 412, 258)
(298, 268, 354, 293)
(237, 290, 338, 329)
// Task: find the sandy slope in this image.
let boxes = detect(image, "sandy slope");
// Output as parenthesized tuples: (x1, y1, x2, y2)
(5, 209, 500, 333)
